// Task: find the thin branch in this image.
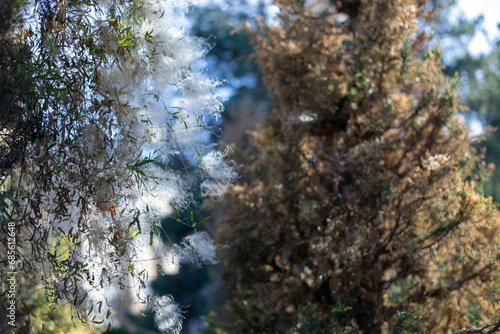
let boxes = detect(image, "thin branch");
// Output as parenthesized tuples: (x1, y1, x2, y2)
(451, 321, 500, 334)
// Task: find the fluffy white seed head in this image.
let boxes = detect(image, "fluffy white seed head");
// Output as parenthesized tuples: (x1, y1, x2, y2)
(175, 232, 222, 266)
(152, 295, 185, 334)
(21, 0, 233, 330)
(200, 147, 239, 198)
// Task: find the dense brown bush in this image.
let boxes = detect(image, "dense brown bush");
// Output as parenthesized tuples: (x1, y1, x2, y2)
(214, 0, 500, 333)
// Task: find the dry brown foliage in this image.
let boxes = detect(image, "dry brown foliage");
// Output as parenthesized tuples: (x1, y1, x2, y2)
(214, 0, 500, 333)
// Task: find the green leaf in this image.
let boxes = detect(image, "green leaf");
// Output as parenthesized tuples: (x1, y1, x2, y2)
(47, 86, 69, 93)
(198, 216, 210, 226)
(134, 213, 141, 232)
(135, 159, 155, 167)
(79, 293, 88, 305)
(135, 169, 146, 177)
(118, 39, 131, 47)
(118, 16, 131, 30)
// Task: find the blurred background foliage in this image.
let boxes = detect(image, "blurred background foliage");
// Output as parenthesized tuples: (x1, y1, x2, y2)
(445, 36, 500, 201)
(433, 0, 500, 200)
(1, 0, 499, 332)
